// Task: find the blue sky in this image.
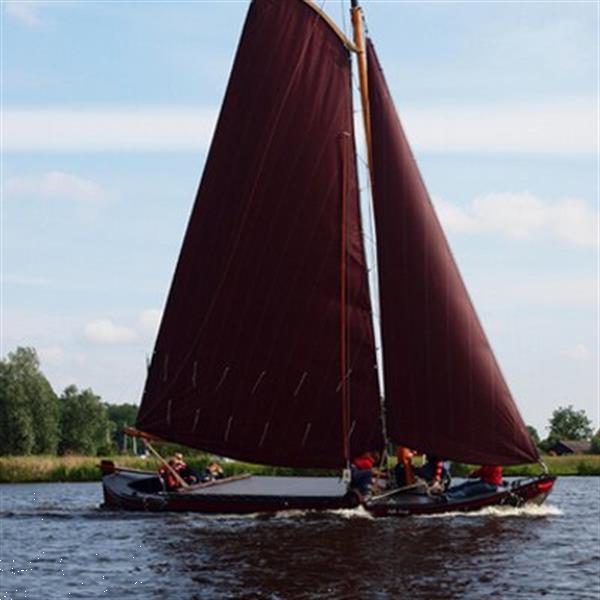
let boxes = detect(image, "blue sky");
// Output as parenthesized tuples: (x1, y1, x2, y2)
(1, 0, 598, 437)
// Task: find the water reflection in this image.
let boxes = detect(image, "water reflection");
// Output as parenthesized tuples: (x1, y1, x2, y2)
(144, 510, 554, 599)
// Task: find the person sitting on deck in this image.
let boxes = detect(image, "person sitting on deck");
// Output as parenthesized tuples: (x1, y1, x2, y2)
(445, 465, 503, 500)
(394, 446, 416, 487)
(416, 455, 451, 492)
(173, 452, 199, 485)
(350, 451, 381, 500)
(158, 458, 184, 491)
(201, 460, 225, 483)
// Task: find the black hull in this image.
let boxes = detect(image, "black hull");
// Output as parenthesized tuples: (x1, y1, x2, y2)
(366, 476, 556, 517)
(101, 464, 555, 517)
(101, 468, 359, 514)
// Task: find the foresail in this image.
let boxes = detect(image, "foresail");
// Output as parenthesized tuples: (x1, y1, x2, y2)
(367, 41, 538, 465)
(136, 0, 382, 468)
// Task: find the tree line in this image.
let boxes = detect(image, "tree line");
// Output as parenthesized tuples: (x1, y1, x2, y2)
(0, 347, 137, 456)
(0, 346, 598, 456)
(528, 406, 597, 453)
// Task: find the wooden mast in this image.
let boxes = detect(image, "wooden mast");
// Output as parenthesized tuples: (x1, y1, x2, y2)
(350, 0, 390, 466)
(350, 0, 374, 184)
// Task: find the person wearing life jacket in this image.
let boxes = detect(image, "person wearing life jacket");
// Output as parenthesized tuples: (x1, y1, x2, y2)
(350, 450, 380, 499)
(394, 446, 416, 487)
(445, 465, 503, 500)
(172, 452, 199, 485)
(158, 458, 183, 491)
(202, 460, 225, 482)
(158, 453, 198, 490)
(416, 455, 451, 492)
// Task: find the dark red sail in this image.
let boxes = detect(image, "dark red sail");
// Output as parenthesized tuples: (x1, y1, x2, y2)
(136, 0, 383, 468)
(367, 40, 538, 465)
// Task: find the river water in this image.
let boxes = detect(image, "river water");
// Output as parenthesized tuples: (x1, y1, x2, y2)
(1, 477, 598, 599)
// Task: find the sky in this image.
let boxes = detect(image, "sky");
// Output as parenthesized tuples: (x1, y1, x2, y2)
(1, 0, 598, 437)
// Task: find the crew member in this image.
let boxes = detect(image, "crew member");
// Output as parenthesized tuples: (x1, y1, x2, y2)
(350, 451, 380, 499)
(416, 455, 450, 492)
(158, 458, 183, 491)
(394, 446, 415, 487)
(445, 465, 503, 500)
(173, 452, 199, 485)
(202, 460, 225, 482)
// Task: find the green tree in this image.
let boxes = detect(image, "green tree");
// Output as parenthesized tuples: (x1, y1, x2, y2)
(590, 434, 600, 455)
(59, 385, 113, 455)
(106, 403, 138, 431)
(0, 347, 59, 455)
(0, 359, 34, 455)
(527, 425, 541, 446)
(547, 405, 593, 441)
(106, 403, 139, 451)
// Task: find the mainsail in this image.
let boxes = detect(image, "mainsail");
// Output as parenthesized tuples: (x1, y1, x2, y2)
(137, 0, 539, 470)
(136, 0, 383, 468)
(366, 40, 538, 465)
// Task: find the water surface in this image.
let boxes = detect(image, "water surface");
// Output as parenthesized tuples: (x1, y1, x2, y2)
(1, 477, 598, 599)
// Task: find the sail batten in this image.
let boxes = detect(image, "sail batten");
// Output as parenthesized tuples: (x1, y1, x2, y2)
(136, 0, 383, 468)
(366, 40, 538, 466)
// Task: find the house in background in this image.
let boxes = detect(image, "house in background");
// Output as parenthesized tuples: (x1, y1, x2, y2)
(548, 440, 591, 456)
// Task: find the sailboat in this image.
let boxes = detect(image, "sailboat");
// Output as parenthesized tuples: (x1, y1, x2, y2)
(101, 0, 555, 516)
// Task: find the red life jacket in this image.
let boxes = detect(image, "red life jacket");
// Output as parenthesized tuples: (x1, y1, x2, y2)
(471, 465, 503, 486)
(158, 465, 180, 490)
(352, 454, 375, 470)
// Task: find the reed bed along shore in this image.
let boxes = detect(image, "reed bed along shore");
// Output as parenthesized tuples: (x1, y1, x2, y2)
(1, 454, 599, 483)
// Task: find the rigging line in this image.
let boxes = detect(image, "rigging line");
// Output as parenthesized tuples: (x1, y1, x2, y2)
(340, 0, 348, 38)
(340, 133, 350, 463)
(349, 27, 388, 452)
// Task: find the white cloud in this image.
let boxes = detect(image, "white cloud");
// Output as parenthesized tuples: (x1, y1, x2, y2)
(3, 107, 217, 152)
(84, 319, 138, 345)
(432, 195, 478, 234)
(474, 276, 597, 310)
(435, 192, 598, 247)
(5, 171, 109, 204)
(138, 309, 161, 338)
(562, 344, 591, 362)
(5, 1, 41, 26)
(401, 99, 596, 155)
(2, 99, 595, 155)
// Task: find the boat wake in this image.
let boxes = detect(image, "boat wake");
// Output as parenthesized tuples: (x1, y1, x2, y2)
(328, 506, 374, 520)
(201, 506, 374, 522)
(263, 506, 374, 520)
(418, 503, 563, 519)
(193, 503, 563, 522)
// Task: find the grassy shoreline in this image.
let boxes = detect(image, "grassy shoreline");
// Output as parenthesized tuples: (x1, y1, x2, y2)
(1, 454, 599, 483)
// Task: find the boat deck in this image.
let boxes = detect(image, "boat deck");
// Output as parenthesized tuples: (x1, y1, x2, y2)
(177, 476, 348, 498)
